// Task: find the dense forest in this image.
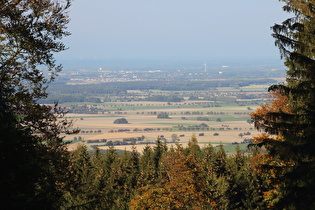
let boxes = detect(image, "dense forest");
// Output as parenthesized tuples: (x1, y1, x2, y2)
(40, 79, 273, 104)
(46, 79, 276, 94)
(58, 137, 269, 209)
(1, 0, 315, 209)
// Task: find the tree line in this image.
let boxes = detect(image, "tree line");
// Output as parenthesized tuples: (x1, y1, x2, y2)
(2, 0, 315, 209)
(46, 79, 276, 94)
(54, 137, 270, 209)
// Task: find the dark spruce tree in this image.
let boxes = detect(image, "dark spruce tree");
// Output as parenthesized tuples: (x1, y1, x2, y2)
(250, 1, 315, 208)
(0, 1, 76, 209)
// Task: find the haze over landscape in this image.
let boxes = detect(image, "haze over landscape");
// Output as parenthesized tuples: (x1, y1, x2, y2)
(57, 0, 288, 69)
(49, 0, 289, 150)
(4, 0, 315, 208)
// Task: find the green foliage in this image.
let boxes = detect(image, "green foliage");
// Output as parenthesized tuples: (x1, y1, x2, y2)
(151, 137, 167, 180)
(184, 134, 201, 158)
(86, 97, 102, 103)
(46, 79, 277, 95)
(0, 1, 75, 208)
(48, 135, 273, 209)
(129, 138, 268, 209)
(213, 145, 229, 177)
(250, 1, 315, 208)
(3, 0, 310, 209)
(138, 145, 155, 186)
(147, 95, 182, 102)
(113, 118, 128, 124)
(157, 112, 170, 119)
(62, 145, 98, 208)
(196, 116, 210, 121)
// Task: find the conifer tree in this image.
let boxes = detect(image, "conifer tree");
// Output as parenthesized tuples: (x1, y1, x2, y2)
(233, 145, 245, 171)
(128, 145, 140, 189)
(201, 144, 216, 174)
(213, 145, 229, 177)
(185, 134, 201, 158)
(151, 137, 167, 181)
(250, 1, 315, 208)
(104, 145, 118, 175)
(62, 145, 97, 209)
(132, 144, 215, 209)
(91, 148, 114, 209)
(138, 145, 154, 186)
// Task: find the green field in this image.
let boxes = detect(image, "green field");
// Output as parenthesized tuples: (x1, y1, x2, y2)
(64, 100, 260, 153)
(60, 84, 272, 153)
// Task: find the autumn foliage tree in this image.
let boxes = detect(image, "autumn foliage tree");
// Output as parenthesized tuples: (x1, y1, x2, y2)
(130, 142, 215, 209)
(130, 137, 270, 209)
(250, 0, 315, 208)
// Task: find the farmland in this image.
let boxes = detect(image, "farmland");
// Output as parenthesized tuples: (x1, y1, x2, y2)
(63, 88, 265, 153)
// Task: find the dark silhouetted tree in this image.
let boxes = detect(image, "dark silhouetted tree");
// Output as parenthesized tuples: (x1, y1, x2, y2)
(0, 1, 76, 208)
(250, 1, 315, 208)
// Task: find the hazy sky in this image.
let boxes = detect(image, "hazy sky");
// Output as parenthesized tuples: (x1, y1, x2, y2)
(57, 0, 288, 64)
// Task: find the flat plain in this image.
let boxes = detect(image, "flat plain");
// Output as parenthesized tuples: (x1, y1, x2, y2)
(64, 100, 260, 153)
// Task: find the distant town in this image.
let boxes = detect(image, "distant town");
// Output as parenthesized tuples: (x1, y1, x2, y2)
(56, 61, 286, 84)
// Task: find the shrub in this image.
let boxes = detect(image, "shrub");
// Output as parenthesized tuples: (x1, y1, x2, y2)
(157, 112, 169, 119)
(113, 118, 128, 124)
